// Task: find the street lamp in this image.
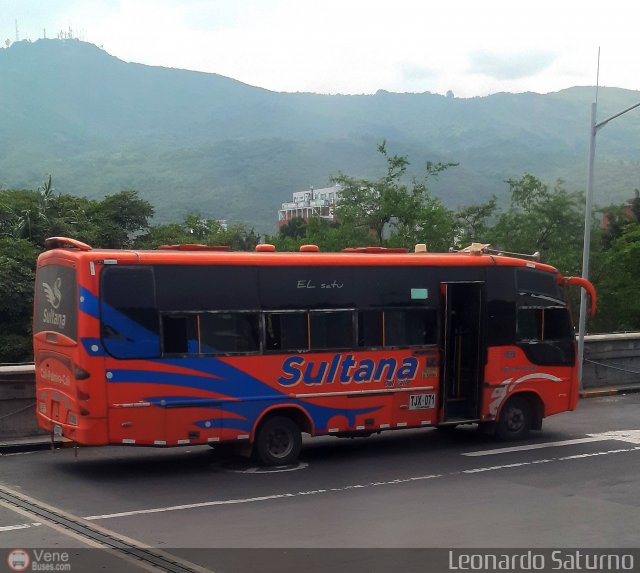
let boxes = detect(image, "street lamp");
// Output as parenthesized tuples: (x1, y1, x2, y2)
(577, 99, 640, 388)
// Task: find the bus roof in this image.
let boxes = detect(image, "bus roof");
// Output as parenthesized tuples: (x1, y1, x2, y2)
(38, 237, 561, 275)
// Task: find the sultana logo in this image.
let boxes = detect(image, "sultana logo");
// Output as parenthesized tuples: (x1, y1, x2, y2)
(7, 549, 30, 572)
(42, 277, 66, 329)
(278, 354, 419, 387)
(42, 277, 62, 309)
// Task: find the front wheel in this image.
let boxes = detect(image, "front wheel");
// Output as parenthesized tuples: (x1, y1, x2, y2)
(496, 396, 532, 441)
(254, 416, 302, 466)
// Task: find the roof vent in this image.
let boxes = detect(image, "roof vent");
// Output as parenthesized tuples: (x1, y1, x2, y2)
(256, 244, 276, 252)
(299, 244, 320, 252)
(414, 244, 428, 253)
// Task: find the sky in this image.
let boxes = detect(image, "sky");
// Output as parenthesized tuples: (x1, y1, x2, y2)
(2, 0, 639, 97)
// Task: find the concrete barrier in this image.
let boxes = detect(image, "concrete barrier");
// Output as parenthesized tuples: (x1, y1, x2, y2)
(2, 333, 640, 440)
(582, 332, 640, 389)
(0, 364, 42, 440)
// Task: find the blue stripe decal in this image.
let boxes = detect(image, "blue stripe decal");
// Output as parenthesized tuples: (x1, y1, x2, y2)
(109, 357, 381, 429)
(79, 287, 99, 318)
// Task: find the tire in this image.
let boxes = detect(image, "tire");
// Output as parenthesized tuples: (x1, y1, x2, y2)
(254, 416, 302, 466)
(496, 395, 532, 441)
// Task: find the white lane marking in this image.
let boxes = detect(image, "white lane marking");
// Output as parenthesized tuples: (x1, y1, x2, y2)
(86, 445, 640, 522)
(84, 493, 298, 520)
(464, 447, 639, 473)
(559, 448, 633, 461)
(0, 523, 38, 531)
(587, 430, 640, 444)
(84, 474, 443, 521)
(463, 429, 640, 457)
(462, 437, 604, 457)
(5, 445, 639, 527)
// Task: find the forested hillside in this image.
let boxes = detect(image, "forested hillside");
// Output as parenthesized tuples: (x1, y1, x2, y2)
(1, 39, 639, 232)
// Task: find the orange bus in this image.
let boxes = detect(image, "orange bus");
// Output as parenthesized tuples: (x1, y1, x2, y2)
(34, 237, 595, 465)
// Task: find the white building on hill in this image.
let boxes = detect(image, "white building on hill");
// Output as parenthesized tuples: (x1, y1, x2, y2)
(278, 185, 341, 227)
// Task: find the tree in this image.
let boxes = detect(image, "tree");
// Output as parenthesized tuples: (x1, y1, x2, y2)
(89, 190, 154, 248)
(455, 196, 498, 247)
(278, 217, 308, 240)
(332, 141, 457, 246)
(630, 189, 640, 222)
(267, 216, 371, 252)
(593, 224, 640, 332)
(488, 174, 586, 275)
(220, 224, 260, 251)
(137, 214, 259, 251)
(0, 239, 39, 362)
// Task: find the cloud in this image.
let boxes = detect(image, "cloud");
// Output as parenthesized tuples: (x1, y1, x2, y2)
(469, 50, 556, 80)
(401, 64, 437, 82)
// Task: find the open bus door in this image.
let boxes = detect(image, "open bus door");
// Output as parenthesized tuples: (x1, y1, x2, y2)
(441, 282, 484, 424)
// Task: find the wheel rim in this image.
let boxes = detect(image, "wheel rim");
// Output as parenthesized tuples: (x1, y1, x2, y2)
(266, 427, 294, 459)
(504, 406, 524, 432)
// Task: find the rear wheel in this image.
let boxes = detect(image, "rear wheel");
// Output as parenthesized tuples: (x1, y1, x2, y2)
(496, 396, 532, 440)
(254, 416, 302, 466)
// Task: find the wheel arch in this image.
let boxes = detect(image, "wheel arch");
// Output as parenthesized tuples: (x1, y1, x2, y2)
(251, 404, 314, 441)
(500, 390, 545, 431)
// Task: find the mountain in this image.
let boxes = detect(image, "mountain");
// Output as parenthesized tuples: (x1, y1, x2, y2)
(1, 39, 639, 233)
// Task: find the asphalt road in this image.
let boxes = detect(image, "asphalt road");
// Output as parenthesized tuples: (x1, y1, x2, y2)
(1, 394, 639, 572)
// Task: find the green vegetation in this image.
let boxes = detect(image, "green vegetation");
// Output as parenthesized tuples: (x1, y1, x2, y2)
(2, 152, 639, 364)
(2, 39, 640, 233)
(0, 178, 258, 362)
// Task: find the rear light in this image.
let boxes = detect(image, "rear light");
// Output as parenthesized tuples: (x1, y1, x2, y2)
(79, 407, 90, 417)
(74, 364, 91, 380)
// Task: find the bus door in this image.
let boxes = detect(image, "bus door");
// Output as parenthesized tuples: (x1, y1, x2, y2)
(441, 282, 484, 423)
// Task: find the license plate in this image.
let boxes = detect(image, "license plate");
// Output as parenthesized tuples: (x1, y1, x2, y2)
(409, 393, 435, 410)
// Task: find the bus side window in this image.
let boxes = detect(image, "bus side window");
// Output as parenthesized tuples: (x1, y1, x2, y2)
(162, 314, 198, 355)
(199, 312, 260, 354)
(358, 310, 383, 347)
(516, 306, 574, 366)
(516, 308, 542, 341)
(385, 308, 437, 347)
(309, 310, 354, 350)
(517, 307, 573, 342)
(101, 267, 160, 359)
(265, 312, 308, 352)
(487, 300, 516, 345)
(542, 308, 574, 340)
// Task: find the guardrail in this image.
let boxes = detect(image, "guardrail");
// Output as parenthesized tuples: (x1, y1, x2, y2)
(2, 333, 640, 440)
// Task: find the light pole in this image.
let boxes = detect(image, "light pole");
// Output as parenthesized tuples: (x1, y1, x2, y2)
(577, 99, 640, 388)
